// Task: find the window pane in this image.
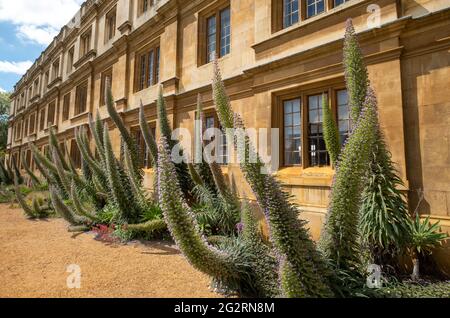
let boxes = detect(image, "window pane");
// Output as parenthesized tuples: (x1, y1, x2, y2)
(283, 0, 299, 28)
(206, 16, 216, 63)
(307, 0, 325, 18)
(337, 90, 351, 147)
(308, 94, 329, 167)
(283, 98, 302, 165)
(334, 0, 348, 7)
(139, 55, 146, 90)
(148, 50, 154, 87)
(220, 8, 231, 57)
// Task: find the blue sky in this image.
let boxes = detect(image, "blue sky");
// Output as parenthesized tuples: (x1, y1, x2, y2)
(0, 0, 84, 93)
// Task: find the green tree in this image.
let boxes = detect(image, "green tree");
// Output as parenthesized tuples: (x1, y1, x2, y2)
(0, 92, 11, 155)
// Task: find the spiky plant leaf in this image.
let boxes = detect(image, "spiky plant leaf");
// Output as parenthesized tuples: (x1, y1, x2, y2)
(139, 99, 158, 165)
(14, 175, 35, 219)
(49, 185, 85, 226)
(105, 88, 142, 182)
(321, 89, 379, 272)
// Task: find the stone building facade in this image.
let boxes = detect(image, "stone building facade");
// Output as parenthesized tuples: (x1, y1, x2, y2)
(6, 0, 450, 267)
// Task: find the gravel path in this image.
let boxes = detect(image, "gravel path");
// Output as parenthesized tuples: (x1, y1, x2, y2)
(0, 204, 218, 298)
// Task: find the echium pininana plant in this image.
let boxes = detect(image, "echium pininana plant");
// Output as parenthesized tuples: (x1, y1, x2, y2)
(193, 94, 218, 196)
(158, 136, 278, 297)
(359, 133, 412, 264)
(189, 94, 242, 237)
(212, 60, 333, 297)
(139, 100, 158, 166)
(340, 19, 411, 266)
(320, 89, 379, 272)
(156, 86, 195, 201)
(343, 19, 369, 123)
(105, 88, 142, 184)
(103, 122, 141, 224)
(322, 94, 341, 166)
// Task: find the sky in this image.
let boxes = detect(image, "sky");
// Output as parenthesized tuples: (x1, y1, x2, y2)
(0, 0, 84, 93)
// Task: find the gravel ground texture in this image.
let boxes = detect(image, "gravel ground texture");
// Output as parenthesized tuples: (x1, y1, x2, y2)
(0, 204, 219, 298)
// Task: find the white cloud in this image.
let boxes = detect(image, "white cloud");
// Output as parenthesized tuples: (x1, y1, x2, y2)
(0, 87, 6, 93)
(0, 0, 84, 45)
(17, 25, 58, 46)
(0, 60, 33, 75)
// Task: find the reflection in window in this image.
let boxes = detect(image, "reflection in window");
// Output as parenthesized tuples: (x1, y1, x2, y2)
(337, 90, 352, 147)
(206, 16, 217, 63)
(307, 0, 325, 18)
(283, 0, 299, 28)
(220, 8, 231, 57)
(284, 99, 302, 165)
(308, 94, 329, 167)
(334, 0, 349, 7)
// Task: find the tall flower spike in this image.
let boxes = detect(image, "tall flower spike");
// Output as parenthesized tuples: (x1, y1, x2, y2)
(139, 99, 158, 165)
(105, 87, 142, 182)
(103, 123, 140, 224)
(158, 136, 240, 279)
(213, 64, 333, 297)
(344, 19, 369, 123)
(320, 88, 379, 271)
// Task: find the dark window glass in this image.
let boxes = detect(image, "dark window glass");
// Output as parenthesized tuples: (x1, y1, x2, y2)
(308, 94, 329, 167)
(334, 0, 348, 7)
(206, 16, 217, 63)
(139, 55, 146, 91)
(307, 0, 325, 18)
(70, 140, 82, 169)
(63, 93, 71, 121)
(283, 99, 302, 165)
(220, 8, 231, 57)
(283, 0, 299, 28)
(337, 90, 352, 147)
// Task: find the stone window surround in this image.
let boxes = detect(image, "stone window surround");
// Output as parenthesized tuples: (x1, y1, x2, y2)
(134, 41, 160, 92)
(272, 79, 348, 169)
(271, 0, 353, 33)
(197, 0, 231, 66)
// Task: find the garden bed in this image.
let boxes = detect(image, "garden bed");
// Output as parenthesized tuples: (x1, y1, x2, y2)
(0, 204, 218, 298)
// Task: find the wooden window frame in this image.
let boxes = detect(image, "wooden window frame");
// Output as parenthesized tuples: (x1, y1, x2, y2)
(29, 112, 36, 135)
(134, 43, 160, 92)
(100, 68, 113, 106)
(273, 84, 349, 168)
(52, 59, 60, 81)
(63, 92, 71, 121)
(67, 46, 75, 74)
(47, 101, 56, 127)
(75, 81, 89, 116)
(33, 79, 39, 97)
(131, 124, 156, 169)
(39, 108, 46, 131)
(70, 139, 82, 169)
(198, 1, 231, 66)
(24, 117, 29, 138)
(105, 6, 117, 43)
(80, 29, 92, 57)
(272, 0, 345, 32)
(138, 0, 153, 16)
